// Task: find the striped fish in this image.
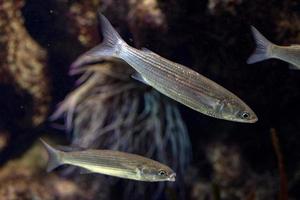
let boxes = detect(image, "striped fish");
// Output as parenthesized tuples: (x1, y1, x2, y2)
(71, 13, 257, 123)
(248, 26, 300, 69)
(40, 139, 176, 182)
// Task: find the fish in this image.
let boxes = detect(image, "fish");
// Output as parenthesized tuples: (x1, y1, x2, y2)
(40, 139, 176, 182)
(71, 13, 258, 123)
(247, 26, 300, 69)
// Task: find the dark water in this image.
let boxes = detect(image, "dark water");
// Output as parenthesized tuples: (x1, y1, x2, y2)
(0, 0, 300, 199)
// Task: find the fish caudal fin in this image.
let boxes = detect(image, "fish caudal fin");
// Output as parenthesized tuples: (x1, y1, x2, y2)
(70, 13, 125, 71)
(40, 139, 63, 172)
(247, 26, 273, 64)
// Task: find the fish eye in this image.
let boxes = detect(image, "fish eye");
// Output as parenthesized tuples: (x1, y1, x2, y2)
(241, 112, 250, 119)
(158, 169, 167, 176)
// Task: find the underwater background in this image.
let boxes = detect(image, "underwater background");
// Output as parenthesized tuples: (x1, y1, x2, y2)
(0, 0, 300, 199)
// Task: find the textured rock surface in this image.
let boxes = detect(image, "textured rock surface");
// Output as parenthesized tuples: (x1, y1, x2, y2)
(0, 0, 50, 126)
(0, 0, 300, 199)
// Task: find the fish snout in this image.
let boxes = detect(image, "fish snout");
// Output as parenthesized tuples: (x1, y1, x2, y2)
(245, 107, 258, 123)
(249, 113, 258, 123)
(168, 173, 176, 182)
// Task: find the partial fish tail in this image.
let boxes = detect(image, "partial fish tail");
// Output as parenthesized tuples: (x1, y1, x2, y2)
(247, 26, 274, 64)
(40, 139, 63, 172)
(70, 13, 126, 71)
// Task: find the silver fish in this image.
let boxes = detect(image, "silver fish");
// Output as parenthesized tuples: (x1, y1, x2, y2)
(71, 13, 257, 123)
(40, 139, 176, 182)
(248, 26, 300, 69)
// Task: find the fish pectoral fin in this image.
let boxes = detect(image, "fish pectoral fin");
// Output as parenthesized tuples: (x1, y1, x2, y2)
(289, 64, 300, 70)
(131, 72, 150, 85)
(135, 167, 142, 179)
(135, 165, 146, 179)
(79, 168, 94, 174)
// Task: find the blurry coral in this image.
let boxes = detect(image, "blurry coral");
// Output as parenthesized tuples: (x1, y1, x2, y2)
(0, 131, 9, 151)
(63, 0, 167, 49)
(127, 0, 167, 47)
(66, 0, 101, 47)
(0, 140, 108, 200)
(0, 0, 50, 126)
(275, 1, 300, 44)
(189, 142, 277, 200)
(207, 0, 242, 15)
(52, 59, 191, 199)
(128, 0, 166, 28)
(0, 0, 51, 165)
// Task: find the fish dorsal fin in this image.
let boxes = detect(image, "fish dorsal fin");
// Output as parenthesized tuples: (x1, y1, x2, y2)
(131, 72, 150, 85)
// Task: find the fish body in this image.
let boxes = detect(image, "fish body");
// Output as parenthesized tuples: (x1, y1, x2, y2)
(40, 139, 176, 182)
(247, 26, 300, 69)
(71, 14, 257, 123)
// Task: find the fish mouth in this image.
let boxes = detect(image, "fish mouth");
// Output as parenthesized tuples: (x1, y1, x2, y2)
(168, 173, 176, 182)
(249, 117, 258, 123)
(246, 111, 258, 123)
(234, 116, 258, 123)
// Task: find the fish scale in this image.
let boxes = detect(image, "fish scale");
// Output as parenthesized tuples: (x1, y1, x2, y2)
(248, 26, 300, 69)
(71, 13, 258, 123)
(123, 46, 222, 98)
(40, 139, 176, 182)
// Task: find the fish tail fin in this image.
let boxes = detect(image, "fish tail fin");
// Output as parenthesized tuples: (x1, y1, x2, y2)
(70, 13, 126, 71)
(247, 26, 273, 64)
(40, 139, 63, 172)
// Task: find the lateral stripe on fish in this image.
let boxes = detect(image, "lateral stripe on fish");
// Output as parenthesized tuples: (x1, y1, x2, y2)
(71, 13, 258, 123)
(124, 47, 218, 98)
(40, 139, 176, 182)
(248, 26, 300, 69)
